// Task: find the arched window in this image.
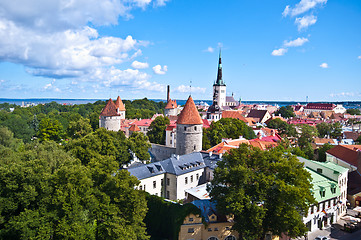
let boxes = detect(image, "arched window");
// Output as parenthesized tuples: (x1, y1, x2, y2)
(184, 126, 186, 131)
(194, 126, 197, 130)
(207, 237, 219, 240)
(224, 236, 236, 240)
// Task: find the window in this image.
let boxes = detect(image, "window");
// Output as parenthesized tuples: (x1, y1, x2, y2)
(140, 185, 142, 190)
(184, 127, 187, 131)
(185, 177, 188, 184)
(196, 173, 199, 180)
(188, 228, 194, 233)
(317, 168, 323, 174)
(194, 145, 196, 150)
(214, 227, 218, 231)
(161, 179, 163, 186)
(328, 200, 331, 208)
(207, 228, 212, 232)
(225, 227, 230, 230)
(317, 203, 320, 212)
(189, 217, 193, 222)
(153, 181, 156, 189)
(170, 140, 172, 144)
(167, 178, 170, 186)
(320, 190, 325, 198)
(311, 205, 314, 214)
(144, 185, 146, 191)
(191, 175, 193, 183)
(194, 126, 197, 131)
(166, 191, 170, 199)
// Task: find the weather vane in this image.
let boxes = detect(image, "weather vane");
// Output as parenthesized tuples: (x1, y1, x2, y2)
(190, 80, 192, 96)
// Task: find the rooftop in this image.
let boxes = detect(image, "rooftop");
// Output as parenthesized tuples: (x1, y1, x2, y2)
(177, 96, 203, 125)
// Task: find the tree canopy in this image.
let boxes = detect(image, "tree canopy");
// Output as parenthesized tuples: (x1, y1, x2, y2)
(147, 116, 170, 145)
(209, 144, 315, 240)
(202, 118, 256, 150)
(274, 106, 295, 119)
(346, 108, 361, 115)
(267, 118, 297, 137)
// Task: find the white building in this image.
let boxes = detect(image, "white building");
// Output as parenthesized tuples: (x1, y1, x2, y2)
(298, 157, 348, 232)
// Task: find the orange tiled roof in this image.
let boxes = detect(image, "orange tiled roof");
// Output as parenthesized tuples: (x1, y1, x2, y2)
(177, 96, 203, 125)
(165, 99, 178, 109)
(327, 145, 361, 167)
(100, 98, 120, 117)
(222, 110, 247, 123)
(129, 124, 140, 132)
(115, 96, 126, 111)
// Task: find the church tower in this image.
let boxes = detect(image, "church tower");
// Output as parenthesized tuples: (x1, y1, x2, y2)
(213, 49, 226, 108)
(115, 96, 126, 120)
(99, 96, 126, 131)
(176, 96, 203, 155)
(207, 50, 226, 121)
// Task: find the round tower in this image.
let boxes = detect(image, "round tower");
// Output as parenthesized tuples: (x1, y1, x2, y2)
(176, 96, 203, 155)
(99, 97, 125, 131)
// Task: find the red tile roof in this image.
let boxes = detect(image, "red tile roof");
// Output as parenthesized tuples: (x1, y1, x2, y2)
(305, 103, 335, 110)
(165, 99, 178, 109)
(343, 131, 361, 141)
(100, 98, 120, 116)
(327, 145, 361, 167)
(115, 96, 126, 111)
(129, 124, 140, 132)
(177, 96, 203, 125)
(222, 110, 247, 123)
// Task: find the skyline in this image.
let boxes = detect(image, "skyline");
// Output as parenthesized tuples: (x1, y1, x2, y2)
(0, 0, 360, 101)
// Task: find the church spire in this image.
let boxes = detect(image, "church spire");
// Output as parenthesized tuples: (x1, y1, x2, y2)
(214, 49, 225, 86)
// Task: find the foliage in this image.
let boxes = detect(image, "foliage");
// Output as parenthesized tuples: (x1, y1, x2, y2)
(38, 118, 64, 142)
(297, 124, 318, 159)
(317, 143, 334, 162)
(144, 194, 202, 240)
(67, 117, 93, 139)
(0, 127, 23, 151)
(209, 144, 315, 240)
(202, 118, 256, 150)
(0, 140, 149, 240)
(356, 135, 361, 144)
(147, 116, 170, 144)
(316, 122, 342, 139)
(346, 108, 361, 115)
(267, 118, 297, 137)
(0, 113, 35, 142)
(128, 131, 151, 160)
(274, 106, 295, 119)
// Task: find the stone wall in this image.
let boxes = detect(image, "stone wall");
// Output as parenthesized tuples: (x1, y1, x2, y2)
(99, 116, 121, 131)
(176, 124, 203, 156)
(150, 143, 176, 161)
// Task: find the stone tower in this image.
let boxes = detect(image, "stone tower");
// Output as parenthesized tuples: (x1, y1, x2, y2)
(176, 96, 203, 155)
(99, 96, 126, 131)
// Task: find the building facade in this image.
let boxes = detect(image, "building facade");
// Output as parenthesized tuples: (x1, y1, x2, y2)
(99, 96, 126, 131)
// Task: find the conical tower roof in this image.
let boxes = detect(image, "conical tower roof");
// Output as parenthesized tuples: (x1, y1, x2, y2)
(100, 98, 120, 116)
(115, 96, 126, 111)
(165, 99, 178, 109)
(177, 96, 203, 125)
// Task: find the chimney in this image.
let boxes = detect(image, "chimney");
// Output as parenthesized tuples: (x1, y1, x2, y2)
(176, 155, 180, 160)
(167, 85, 170, 102)
(209, 151, 213, 157)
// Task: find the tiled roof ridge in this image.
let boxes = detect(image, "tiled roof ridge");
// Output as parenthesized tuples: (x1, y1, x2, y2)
(177, 96, 203, 125)
(100, 98, 120, 116)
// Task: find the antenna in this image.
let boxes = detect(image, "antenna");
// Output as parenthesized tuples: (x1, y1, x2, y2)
(306, 96, 308, 103)
(189, 80, 192, 96)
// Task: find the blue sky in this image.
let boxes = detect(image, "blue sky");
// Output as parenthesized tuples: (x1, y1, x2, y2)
(0, 0, 360, 101)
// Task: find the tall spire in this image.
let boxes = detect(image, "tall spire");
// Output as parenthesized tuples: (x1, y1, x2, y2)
(214, 49, 225, 86)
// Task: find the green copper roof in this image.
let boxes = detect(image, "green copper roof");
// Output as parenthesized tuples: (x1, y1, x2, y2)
(214, 49, 226, 86)
(306, 167, 340, 202)
(309, 160, 348, 174)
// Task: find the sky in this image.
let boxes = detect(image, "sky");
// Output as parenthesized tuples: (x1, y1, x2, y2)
(0, 0, 360, 101)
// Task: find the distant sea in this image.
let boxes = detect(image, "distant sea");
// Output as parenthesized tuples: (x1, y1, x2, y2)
(1, 98, 360, 109)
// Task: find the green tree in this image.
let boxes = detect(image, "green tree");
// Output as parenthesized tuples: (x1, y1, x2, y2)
(297, 125, 318, 159)
(330, 122, 342, 139)
(0, 127, 23, 151)
(147, 116, 170, 144)
(0, 114, 35, 142)
(317, 143, 334, 162)
(267, 118, 296, 137)
(209, 144, 315, 240)
(274, 106, 295, 119)
(38, 118, 64, 142)
(67, 117, 93, 139)
(355, 135, 361, 144)
(316, 122, 331, 138)
(202, 118, 256, 150)
(346, 108, 361, 115)
(128, 131, 151, 160)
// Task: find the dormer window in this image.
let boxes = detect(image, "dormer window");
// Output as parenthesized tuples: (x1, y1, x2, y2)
(316, 168, 322, 174)
(320, 188, 326, 198)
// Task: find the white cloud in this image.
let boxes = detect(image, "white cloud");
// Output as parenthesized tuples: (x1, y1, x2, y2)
(358, 56, 361, 59)
(152, 65, 168, 75)
(88, 66, 166, 92)
(155, 0, 169, 7)
(42, 79, 61, 92)
(131, 60, 149, 69)
(283, 37, 309, 47)
(320, 63, 329, 68)
(204, 47, 214, 53)
(271, 48, 288, 56)
(174, 85, 206, 93)
(283, 0, 327, 17)
(330, 92, 358, 98)
(295, 15, 317, 31)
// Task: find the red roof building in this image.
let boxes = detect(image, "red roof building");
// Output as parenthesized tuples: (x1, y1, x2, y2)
(326, 145, 361, 170)
(100, 98, 120, 117)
